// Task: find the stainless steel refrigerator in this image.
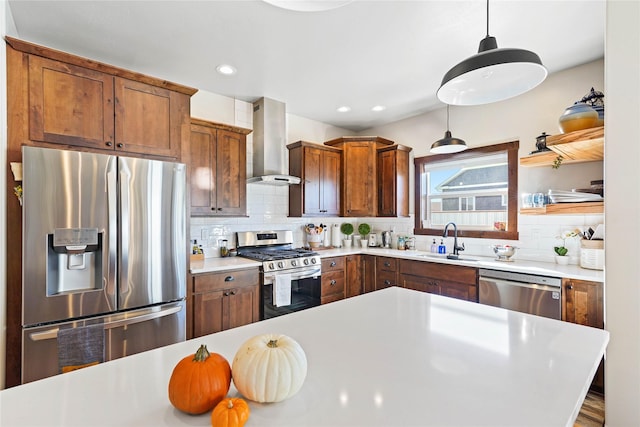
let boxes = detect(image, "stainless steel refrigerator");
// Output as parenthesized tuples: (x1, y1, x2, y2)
(21, 146, 187, 383)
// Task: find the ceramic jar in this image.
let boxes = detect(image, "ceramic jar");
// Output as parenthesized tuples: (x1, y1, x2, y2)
(558, 102, 599, 133)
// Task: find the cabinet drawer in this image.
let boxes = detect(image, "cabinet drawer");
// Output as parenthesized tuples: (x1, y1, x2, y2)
(193, 268, 259, 293)
(399, 260, 477, 285)
(376, 256, 398, 272)
(322, 256, 345, 272)
(321, 292, 344, 305)
(377, 271, 398, 289)
(322, 270, 345, 297)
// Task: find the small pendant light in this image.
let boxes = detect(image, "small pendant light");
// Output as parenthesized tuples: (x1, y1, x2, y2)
(437, 0, 547, 106)
(430, 105, 468, 154)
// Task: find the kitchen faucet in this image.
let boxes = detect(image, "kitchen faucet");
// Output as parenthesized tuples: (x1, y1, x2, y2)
(443, 222, 465, 259)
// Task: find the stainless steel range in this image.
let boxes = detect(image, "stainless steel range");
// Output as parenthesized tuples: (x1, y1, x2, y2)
(236, 231, 321, 319)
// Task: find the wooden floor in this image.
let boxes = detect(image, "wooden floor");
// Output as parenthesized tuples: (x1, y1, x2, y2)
(575, 391, 605, 427)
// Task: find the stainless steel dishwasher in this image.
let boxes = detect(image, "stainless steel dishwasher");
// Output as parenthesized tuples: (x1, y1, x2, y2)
(478, 269, 562, 320)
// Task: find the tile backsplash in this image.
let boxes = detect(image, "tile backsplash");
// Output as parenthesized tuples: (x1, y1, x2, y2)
(190, 184, 603, 263)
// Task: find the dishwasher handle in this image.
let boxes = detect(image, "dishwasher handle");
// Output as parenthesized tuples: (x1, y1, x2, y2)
(480, 276, 561, 294)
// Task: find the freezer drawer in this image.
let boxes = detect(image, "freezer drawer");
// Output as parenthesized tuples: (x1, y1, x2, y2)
(22, 300, 185, 384)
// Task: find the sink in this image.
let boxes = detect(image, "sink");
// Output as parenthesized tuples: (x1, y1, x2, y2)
(415, 253, 478, 262)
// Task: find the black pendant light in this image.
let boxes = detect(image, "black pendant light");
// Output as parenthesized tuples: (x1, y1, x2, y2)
(430, 105, 467, 154)
(437, 0, 547, 106)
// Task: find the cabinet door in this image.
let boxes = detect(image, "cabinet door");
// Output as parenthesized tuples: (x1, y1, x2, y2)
(321, 150, 341, 215)
(563, 279, 604, 328)
(401, 274, 439, 294)
(303, 147, 323, 215)
(227, 286, 259, 330)
(345, 255, 363, 298)
(378, 147, 410, 217)
(114, 78, 179, 158)
(342, 142, 376, 216)
(439, 281, 478, 302)
(189, 124, 216, 215)
(215, 130, 247, 216)
(29, 55, 115, 149)
(193, 289, 225, 337)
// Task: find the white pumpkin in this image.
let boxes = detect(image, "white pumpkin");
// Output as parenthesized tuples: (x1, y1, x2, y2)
(232, 333, 307, 403)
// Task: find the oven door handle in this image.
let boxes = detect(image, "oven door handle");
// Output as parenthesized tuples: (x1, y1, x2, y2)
(264, 268, 321, 282)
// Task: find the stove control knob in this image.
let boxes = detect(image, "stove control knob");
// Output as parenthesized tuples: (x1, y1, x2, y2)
(311, 258, 317, 264)
(291, 260, 297, 267)
(278, 261, 285, 269)
(303, 258, 310, 265)
(268, 262, 275, 270)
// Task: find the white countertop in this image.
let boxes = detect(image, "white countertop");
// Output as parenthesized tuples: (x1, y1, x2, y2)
(0, 287, 608, 427)
(192, 247, 604, 282)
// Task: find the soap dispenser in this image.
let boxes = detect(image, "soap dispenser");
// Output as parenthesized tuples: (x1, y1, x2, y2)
(438, 239, 446, 254)
(430, 239, 438, 253)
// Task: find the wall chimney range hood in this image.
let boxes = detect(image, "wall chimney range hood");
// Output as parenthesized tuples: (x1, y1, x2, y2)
(248, 97, 301, 186)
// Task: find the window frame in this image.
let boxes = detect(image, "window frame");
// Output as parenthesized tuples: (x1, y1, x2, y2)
(414, 140, 519, 240)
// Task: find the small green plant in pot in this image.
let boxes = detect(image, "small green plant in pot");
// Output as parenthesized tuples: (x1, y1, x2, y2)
(340, 223, 354, 248)
(358, 223, 371, 238)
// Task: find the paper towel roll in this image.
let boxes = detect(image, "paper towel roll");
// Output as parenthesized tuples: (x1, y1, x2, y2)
(323, 226, 331, 247)
(332, 224, 342, 248)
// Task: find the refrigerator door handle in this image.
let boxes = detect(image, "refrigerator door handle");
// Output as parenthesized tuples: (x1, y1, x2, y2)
(28, 304, 183, 341)
(119, 162, 132, 295)
(106, 158, 118, 301)
(102, 304, 183, 330)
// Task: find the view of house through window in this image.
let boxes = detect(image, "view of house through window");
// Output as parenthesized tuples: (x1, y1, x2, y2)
(415, 141, 518, 240)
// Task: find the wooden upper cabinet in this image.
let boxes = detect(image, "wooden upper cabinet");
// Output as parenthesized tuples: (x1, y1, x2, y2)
(114, 78, 179, 158)
(288, 141, 341, 217)
(377, 145, 411, 217)
(28, 55, 115, 150)
(189, 119, 251, 216)
(10, 36, 196, 160)
(324, 136, 394, 217)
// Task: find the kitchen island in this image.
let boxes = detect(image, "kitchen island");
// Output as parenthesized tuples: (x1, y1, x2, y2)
(0, 287, 608, 426)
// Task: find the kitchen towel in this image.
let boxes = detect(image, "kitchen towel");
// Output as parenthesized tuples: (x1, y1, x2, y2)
(57, 323, 105, 374)
(273, 274, 292, 307)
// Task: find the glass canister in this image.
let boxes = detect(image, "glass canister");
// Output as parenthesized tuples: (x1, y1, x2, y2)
(219, 239, 229, 257)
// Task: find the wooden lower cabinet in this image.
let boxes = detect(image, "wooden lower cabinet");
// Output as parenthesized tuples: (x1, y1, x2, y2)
(376, 256, 399, 290)
(321, 257, 345, 304)
(345, 255, 364, 298)
(191, 268, 260, 338)
(399, 259, 478, 302)
(563, 278, 605, 392)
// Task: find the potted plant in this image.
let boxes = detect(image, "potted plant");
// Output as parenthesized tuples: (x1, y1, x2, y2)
(554, 229, 580, 265)
(340, 223, 354, 248)
(358, 223, 371, 248)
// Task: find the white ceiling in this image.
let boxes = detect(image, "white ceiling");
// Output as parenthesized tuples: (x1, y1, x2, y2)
(7, 0, 605, 132)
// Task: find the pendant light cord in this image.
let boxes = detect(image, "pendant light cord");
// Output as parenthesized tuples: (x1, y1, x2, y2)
(446, 104, 450, 130)
(486, 0, 490, 37)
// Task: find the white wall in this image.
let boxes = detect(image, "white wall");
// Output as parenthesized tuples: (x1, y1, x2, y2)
(604, 1, 640, 425)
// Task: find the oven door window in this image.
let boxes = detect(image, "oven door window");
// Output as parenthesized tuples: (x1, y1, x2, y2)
(263, 276, 321, 319)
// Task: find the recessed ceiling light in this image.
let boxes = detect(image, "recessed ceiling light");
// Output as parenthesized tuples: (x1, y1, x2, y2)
(371, 105, 386, 112)
(216, 64, 237, 76)
(337, 106, 351, 113)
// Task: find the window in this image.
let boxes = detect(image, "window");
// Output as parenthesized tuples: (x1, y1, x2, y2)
(414, 141, 519, 240)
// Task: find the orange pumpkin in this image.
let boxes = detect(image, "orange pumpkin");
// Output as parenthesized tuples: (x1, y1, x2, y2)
(168, 344, 232, 415)
(211, 398, 250, 427)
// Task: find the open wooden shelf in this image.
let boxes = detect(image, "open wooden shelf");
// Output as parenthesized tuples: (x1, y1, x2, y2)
(520, 201, 603, 215)
(520, 126, 604, 167)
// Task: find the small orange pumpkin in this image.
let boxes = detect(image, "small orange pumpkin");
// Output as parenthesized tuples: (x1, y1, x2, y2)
(168, 344, 231, 415)
(211, 398, 250, 427)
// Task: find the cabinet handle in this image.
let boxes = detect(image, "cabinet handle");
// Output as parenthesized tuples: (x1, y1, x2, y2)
(218, 208, 223, 211)
(384, 280, 391, 285)
(330, 261, 336, 267)
(225, 276, 235, 282)
(116, 143, 124, 148)
(384, 262, 391, 267)
(223, 291, 230, 296)
(105, 141, 113, 147)
(567, 285, 573, 290)
(230, 290, 237, 295)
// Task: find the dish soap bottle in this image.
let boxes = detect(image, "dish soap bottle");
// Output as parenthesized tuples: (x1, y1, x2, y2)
(438, 239, 446, 254)
(430, 239, 438, 253)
